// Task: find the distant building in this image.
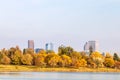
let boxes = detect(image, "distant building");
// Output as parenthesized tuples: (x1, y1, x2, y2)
(45, 43, 53, 51)
(28, 40, 34, 50)
(35, 48, 44, 53)
(102, 52, 105, 56)
(84, 41, 99, 53)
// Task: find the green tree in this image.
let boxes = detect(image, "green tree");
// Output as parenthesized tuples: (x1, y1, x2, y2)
(46, 50, 55, 54)
(58, 46, 74, 56)
(113, 53, 120, 61)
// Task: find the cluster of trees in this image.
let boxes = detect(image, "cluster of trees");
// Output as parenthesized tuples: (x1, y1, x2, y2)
(0, 46, 120, 69)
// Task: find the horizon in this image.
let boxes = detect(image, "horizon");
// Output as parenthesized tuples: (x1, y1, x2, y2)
(0, 0, 120, 54)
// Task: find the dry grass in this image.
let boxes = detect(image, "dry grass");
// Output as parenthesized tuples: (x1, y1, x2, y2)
(0, 65, 120, 72)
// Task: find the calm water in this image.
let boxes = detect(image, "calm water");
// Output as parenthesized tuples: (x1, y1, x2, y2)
(0, 72, 119, 80)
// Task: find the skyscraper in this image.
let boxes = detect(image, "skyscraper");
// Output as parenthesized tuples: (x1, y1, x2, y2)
(84, 41, 99, 53)
(35, 48, 44, 53)
(45, 43, 53, 51)
(28, 40, 34, 49)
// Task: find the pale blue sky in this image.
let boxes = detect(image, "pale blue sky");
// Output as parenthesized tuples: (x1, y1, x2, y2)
(0, 0, 120, 54)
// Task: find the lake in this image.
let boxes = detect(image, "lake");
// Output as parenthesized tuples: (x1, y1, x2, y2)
(0, 72, 119, 80)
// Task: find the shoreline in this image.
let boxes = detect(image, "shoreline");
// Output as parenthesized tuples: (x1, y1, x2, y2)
(0, 65, 120, 72)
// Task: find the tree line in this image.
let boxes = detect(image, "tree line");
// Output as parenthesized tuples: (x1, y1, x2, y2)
(0, 46, 120, 69)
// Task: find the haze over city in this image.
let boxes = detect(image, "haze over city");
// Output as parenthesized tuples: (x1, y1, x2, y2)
(0, 0, 120, 54)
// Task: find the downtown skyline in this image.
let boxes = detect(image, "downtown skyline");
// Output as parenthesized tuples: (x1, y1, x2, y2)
(0, 0, 120, 54)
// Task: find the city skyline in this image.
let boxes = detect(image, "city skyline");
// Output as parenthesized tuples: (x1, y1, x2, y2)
(0, 0, 120, 54)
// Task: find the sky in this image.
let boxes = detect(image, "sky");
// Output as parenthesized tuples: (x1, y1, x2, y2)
(0, 0, 120, 54)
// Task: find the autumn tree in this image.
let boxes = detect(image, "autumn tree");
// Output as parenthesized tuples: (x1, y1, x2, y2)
(34, 53, 46, 67)
(48, 55, 61, 67)
(45, 53, 60, 67)
(70, 51, 82, 66)
(60, 55, 72, 67)
(90, 52, 104, 68)
(1, 55, 11, 65)
(74, 59, 87, 68)
(38, 50, 46, 54)
(114, 61, 120, 69)
(11, 50, 22, 65)
(80, 51, 88, 60)
(1, 48, 9, 57)
(104, 58, 115, 68)
(21, 54, 33, 65)
(105, 53, 113, 58)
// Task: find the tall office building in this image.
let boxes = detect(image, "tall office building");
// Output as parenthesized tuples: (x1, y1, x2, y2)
(45, 43, 53, 51)
(35, 48, 44, 53)
(28, 40, 34, 49)
(84, 41, 99, 53)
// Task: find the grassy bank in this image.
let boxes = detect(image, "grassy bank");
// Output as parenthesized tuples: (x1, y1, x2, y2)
(0, 65, 120, 72)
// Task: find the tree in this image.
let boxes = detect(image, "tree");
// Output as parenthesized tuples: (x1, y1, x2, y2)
(104, 58, 115, 68)
(34, 53, 46, 67)
(58, 46, 74, 56)
(38, 50, 46, 54)
(60, 55, 72, 67)
(90, 52, 104, 68)
(70, 51, 82, 66)
(48, 55, 61, 67)
(74, 59, 87, 68)
(114, 61, 120, 69)
(1, 55, 11, 65)
(80, 51, 88, 60)
(21, 54, 33, 65)
(105, 53, 113, 58)
(46, 50, 55, 54)
(45, 53, 57, 66)
(113, 53, 120, 61)
(11, 50, 22, 65)
(89, 46, 93, 55)
(1, 48, 9, 56)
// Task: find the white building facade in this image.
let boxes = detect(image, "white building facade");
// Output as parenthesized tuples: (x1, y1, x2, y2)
(84, 41, 99, 53)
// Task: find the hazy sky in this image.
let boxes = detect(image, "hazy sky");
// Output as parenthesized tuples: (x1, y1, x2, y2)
(0, 0, 120, 54)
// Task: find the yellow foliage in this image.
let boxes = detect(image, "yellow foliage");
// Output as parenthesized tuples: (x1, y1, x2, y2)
(74, 59, 87, 68)
(104, 58, 115, 68)
(35, 54, 46, 67)
(90, 52, 104, 68)
(60, 55, 72, 67)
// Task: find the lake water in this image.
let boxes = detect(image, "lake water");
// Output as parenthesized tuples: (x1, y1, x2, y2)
(0, 72, 119, 80)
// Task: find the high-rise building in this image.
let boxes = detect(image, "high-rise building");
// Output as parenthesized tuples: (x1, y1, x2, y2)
(45, 43, 53, 51)
(28, 40, 34, 49)
(35, 48, 44, 53)
(84, 41, 99, 53)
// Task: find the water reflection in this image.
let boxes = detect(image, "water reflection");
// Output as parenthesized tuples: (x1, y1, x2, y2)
(0, 72, 119, 80)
